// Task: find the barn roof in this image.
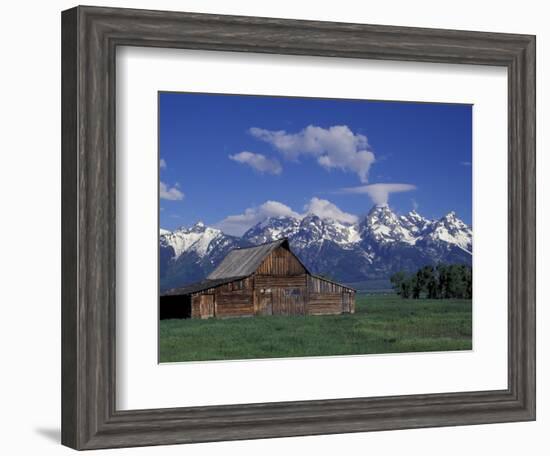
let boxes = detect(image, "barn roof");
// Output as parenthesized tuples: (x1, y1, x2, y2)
(161, 238, 355, 297)
(162, 276, 247, 296)
(310, 274, 357, 292)
(207, 238, 309, 280)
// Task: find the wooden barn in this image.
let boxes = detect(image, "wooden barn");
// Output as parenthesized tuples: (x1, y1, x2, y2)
(160, 239, 355, 319)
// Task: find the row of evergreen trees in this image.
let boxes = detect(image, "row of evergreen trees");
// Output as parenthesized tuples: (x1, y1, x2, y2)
(390, 264, 472, 299)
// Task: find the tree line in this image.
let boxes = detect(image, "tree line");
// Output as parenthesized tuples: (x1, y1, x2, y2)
(390, 264, 472, 299)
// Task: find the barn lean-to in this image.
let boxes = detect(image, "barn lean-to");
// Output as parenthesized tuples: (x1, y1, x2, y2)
(160, 239, 355, 319)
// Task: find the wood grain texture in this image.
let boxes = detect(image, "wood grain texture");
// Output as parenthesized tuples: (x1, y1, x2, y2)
(61, 7, 78, 449)
(61, 5, 536, 450)
(162, 245, 353, 318)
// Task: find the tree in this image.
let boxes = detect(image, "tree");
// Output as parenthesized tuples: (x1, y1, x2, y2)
(390, 271, 406, 296)
(392, 264, 472, 299)
(412, 269, 424, 299)
(400, 277, 413, 299)
(420, 265, 439, 299)
(436, 264, 450, 298)
(463, 265, 473, 299)
(390, 271, 412, 298)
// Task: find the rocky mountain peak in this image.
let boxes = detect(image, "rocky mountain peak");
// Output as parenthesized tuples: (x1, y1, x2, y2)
(406, 210, 424, 222)
(421, 212, 472, 252)
(440, 211, 465, 226)
(159, 205, 473, 291)
(361, 205, 416, 245)
(192, 220, 206, 230)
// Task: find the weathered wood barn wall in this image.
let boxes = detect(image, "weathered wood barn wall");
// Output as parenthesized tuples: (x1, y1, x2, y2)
(160, 239, 355, 319)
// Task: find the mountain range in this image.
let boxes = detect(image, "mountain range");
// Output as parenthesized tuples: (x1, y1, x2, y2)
(159, 205, 472, 292)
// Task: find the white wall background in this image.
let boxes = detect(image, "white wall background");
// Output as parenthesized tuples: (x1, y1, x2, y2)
(0, 1, 546, 454)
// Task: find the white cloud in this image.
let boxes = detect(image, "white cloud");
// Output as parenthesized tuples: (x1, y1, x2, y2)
(303, 197, 358, 224)
(249, 125, 375, 182)
(341, 183, 416, 206)
(160, 181, 184, 201)
(216, 200, 300, 236)
(160, 158, 167, 169)
(229, 151, 282, 175)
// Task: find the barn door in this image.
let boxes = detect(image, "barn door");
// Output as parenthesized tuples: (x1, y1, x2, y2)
(199, 294, 214, 319)
(273, 288, 304, 316)
(288, 288, 305, 315)
(342, 293, 350, 313)
(259, 290, 273, 316)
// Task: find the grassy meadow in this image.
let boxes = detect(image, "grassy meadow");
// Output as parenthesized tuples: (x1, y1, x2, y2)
(159, 294, 472, 363)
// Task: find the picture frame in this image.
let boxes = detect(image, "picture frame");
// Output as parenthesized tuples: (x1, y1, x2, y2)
(61, 5, 535, 450)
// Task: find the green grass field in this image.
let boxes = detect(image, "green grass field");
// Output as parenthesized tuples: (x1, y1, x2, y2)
(159, 294, 472, 363)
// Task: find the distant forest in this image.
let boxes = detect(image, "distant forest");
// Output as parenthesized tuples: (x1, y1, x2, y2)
(390, 264, 472, 299)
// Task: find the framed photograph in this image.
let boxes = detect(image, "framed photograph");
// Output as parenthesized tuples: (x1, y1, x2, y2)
(157, 92, 474, 362)
(61, 5, 535, 450)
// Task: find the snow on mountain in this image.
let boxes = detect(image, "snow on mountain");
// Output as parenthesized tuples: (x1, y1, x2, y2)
(361, 204, 417, 245)
(399, 210, 431, 234)
(159, 206, 472, 291)
(359, 206, 472, 253)
(297, 214, 361, 247)
(159, 228, 171, 236)
(159, 222, 250, 291)
(160, 221, 225, 260)
(243, 216, 300, 245)
(243, 214, 360, 248)
(422, 212, 472, 253)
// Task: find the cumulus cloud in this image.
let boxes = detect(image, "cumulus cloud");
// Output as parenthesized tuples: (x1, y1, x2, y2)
(160, 181, 184, 201)
(341, 183, 416, 206)
(160, 158, 167, 169)
(216, 198, 358, 236)
(229, 151, 282, 175)
(303, 197, 358, 224)
(249, 125, 375, 183)
(216, 201, 300, 236)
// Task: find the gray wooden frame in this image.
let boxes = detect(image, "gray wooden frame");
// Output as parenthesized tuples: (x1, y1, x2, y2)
(61, 5, 536, 450)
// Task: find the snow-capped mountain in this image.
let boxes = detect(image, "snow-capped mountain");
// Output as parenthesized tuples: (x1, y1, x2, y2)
(400, 210, 432, 235)
(159, 206, 472, 291)
(360, 204, 417, 245)
(161, 221, 226, 259)
(159, 222, 251, 291)
(422, 212, 472, 252)
(243, 214, 360, 249)
(242, 216, 301, 245)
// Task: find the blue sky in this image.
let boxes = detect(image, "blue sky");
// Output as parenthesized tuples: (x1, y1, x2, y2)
(159, 92, 472, 234)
